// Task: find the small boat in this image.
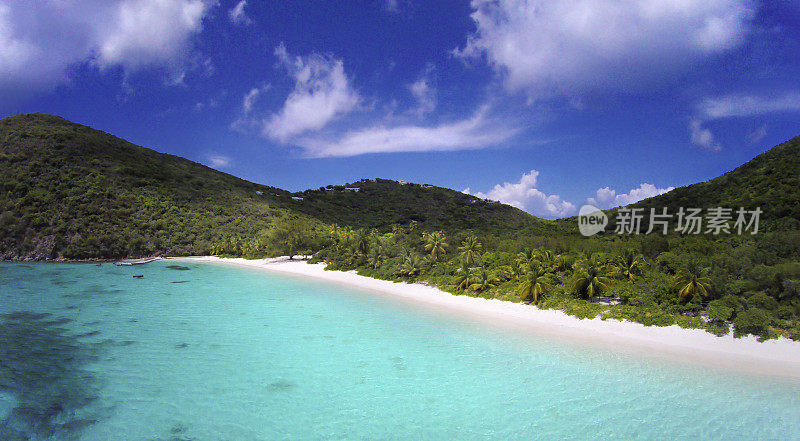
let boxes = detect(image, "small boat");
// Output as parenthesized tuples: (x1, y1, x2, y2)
(114, 257, 160, 266)
(132, 275, 144, 278)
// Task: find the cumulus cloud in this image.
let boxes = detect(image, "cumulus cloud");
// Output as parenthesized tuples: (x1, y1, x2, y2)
(296, 105, 520, 158)
(407, 64, 437, 117)
(698, 91, 800, 119)
(261, 44, 360, 143)
(456, 0, 754, 97)
(464, 170, 577, 219)
(0, 0, 213, 96)
(588, 183, 675, 209)
(689, 118, 722, 151)
(229, 0, 253, 25)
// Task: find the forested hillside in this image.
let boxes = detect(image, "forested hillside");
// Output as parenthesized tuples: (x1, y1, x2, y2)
(0, 114, 537, 259)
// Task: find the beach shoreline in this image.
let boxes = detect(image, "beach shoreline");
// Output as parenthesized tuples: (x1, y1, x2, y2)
(174, 256, 800, 380)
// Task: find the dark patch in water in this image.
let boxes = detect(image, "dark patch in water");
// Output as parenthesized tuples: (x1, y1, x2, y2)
(45, 317, 73, 326)
(3, 311, 51, 320)
(84, 320, 102, 326)
(96, 339, 137, 349)
(77, 285, 124, 298)
(175, 343, 189, 349)
(128, 318, 138, 323)
(0, 311, 101, 440)
(267, 380, 297, 391)
(171, 423, 188, 434)
(390, 356, 407, 371)
(171, 280, 190, 284)
(165, 265, 191, 271)
(148, 423, 197, 441)
(75, 330, 101, 338)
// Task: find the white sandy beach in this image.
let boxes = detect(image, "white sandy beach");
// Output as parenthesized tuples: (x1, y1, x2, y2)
(176, 256, 800, 380)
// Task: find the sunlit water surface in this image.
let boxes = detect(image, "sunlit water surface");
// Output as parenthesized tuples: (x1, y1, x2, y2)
(1, 261, 799, 440)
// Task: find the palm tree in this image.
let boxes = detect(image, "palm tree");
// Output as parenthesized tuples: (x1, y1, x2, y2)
(459, 236, 482, 266)
(535, 248, 555, 270)
(469, 267, 500, 293)
(572, 261, 610, 299)
(554, 254, 573, 272)
(399, 253, 422, 277)
(423, 231, 448, 261)
(454, 261, 473, 291)
(673, 264, 713, 299)
(353, 229, 371, 257)
(615, 249, 644, 281)
(501, 260, 524, 280)
(518, 266, 551, 304)
(516, 249, 536, 266)
(367, 248, 384, 269)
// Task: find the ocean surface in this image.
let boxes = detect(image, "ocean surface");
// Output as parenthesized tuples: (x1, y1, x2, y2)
(1, 261, 799, 440)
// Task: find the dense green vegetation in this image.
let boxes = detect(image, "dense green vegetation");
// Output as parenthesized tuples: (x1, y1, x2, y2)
(0, 114, 532, 259)
(314, 225, 800, 341)
(2, 113, 799, 341)
(307, 136, 800, 341)
(290, 178, 537, 232)
(0, 114, 299, 259)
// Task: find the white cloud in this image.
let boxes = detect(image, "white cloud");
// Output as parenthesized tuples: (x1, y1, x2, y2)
(206, 154, 232, 168)
(97, 0, 209, 70)
(407, 64, 437, 117)
(588, 183, 674, 209)
(456, 0, 754, 97)
(243, 88, 260, 114)
(261, 44, 360, 143)
(689, 118, 722, 151)
(242, 84, 270, 114)
(296, 106, 520, 157)
(0, 0, 212, 96)
(689, 91, 800, 150)
(229, 0, 253, 25)
(698, 91, 800, 119)
(464, 170, 577, 219)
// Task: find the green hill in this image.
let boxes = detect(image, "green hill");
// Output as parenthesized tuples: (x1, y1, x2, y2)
(626, 135, 800, 231)
(289, 179, 535, 232)
(0, 113, 537, 260)
(550, 134, 800, 236)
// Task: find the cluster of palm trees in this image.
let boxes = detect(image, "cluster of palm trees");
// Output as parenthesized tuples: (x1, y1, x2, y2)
(210, 235, 267, 257)
(325, 224, 714, 304)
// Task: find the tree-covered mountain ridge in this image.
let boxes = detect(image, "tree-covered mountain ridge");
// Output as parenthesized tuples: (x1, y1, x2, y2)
(0, 113, 539, 260)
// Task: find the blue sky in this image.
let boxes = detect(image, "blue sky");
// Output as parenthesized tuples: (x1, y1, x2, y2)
(1, 1, 799, 218)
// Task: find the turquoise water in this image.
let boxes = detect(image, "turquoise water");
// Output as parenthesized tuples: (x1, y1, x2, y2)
(1, 261, 799, 440)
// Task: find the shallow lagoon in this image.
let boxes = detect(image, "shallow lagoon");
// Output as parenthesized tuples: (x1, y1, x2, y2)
(1, 261, 799, 440)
